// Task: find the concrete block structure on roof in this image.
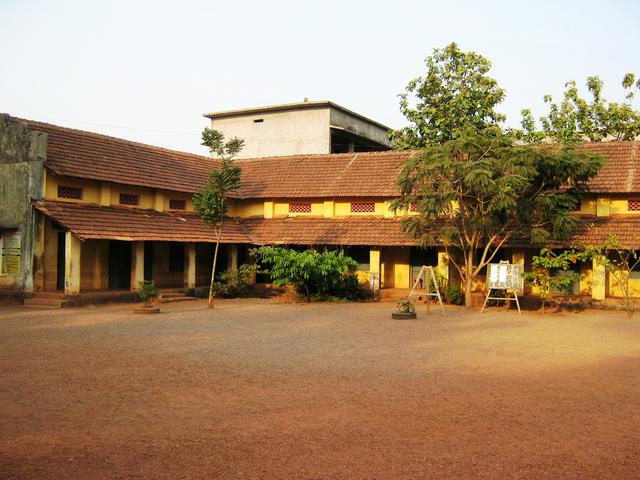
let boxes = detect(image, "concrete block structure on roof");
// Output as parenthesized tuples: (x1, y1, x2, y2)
(203, 100, 393, 159)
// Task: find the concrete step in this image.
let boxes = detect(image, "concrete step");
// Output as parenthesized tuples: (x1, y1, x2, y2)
(160, 292, 186, 299)
(30, 292, 66, 299)
(162, 296, 197, 303)
(23, 297, 69, 309)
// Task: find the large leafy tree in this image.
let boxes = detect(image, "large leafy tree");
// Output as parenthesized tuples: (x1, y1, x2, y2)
(391, 127, 603, 308)
(519, 73, 640, 143)
(388, 42, 506, 149)
(193, 128, 244, 308)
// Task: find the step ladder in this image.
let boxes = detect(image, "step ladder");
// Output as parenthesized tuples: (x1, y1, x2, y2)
(408, 265, 445, 315)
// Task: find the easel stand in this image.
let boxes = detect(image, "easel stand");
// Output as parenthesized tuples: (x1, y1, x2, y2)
(409, 265, 445, 315)
(480, 288, 521, 315)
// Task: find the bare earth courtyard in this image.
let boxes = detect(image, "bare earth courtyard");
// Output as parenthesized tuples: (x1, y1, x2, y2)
(0, 300, 639, 479)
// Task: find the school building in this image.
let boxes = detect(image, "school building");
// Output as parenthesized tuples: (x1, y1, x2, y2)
(1, 113, 639, 306)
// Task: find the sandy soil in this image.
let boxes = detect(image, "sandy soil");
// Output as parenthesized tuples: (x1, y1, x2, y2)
(0, 300, 639, 479)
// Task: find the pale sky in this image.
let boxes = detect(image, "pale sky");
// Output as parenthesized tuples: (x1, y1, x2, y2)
(2, 0, 639, 155)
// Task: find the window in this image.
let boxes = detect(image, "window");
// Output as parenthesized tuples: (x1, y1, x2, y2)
(0, 231, 21, 276)
(169, 243, 184, 272)
(351, 202, 375, 213)
(410, 202, 418, 212)
(169, 199, 186, 210)
(57, 185, 82, 200)
(119, 193, 139, 206)
(289, 202, 311, 213)
(629, 200, 640, 211)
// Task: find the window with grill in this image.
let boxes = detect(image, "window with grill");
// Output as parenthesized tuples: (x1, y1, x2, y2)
(289, 203, 312, 213)
(629, 200, 640, 211)
(169, 199, 186, 210)
(119, 193, 139, 206)
(57, 185, 82, 200)
(0, 231, 21, 276)
(351, 202, 375, 213)
(410, 202, 418, 212)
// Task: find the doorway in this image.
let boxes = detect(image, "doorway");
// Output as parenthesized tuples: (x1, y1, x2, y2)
(56, 231, 65, 291)
(108, 241, 131, 289)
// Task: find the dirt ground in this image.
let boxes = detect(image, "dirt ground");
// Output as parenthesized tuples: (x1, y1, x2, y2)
(0, 300, 639, 479)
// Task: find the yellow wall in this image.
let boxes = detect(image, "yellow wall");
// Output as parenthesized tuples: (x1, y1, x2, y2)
(272, 200, 324, 217)
(381, 247, 411, 288)
(45, 174, 100, 204)
(227, 200, 263, 217)
(334, 200, 386, 217)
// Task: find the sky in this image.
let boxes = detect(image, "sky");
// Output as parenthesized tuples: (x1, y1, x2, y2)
(1, 0, 639, 156)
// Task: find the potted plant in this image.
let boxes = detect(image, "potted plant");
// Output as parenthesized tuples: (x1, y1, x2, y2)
(134, 280, 160, 314)
(392, 297, 417, 320)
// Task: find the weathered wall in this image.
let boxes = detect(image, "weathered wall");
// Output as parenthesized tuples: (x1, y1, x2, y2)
(0, 114, 46, 291)
(211, 107, 331, 159)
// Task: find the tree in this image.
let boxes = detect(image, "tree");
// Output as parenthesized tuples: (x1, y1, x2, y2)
(522, 248, 583, 314)
(581, 235, 640, 317)
(388, 42, 506, 149)
(391, 126, 603, 308)
(253, 246, 358, 302)
(519, 73, 640, 143)
(193, 128, 244, 308)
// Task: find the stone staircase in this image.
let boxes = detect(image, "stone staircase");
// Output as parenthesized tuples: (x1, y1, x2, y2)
(23, 292, 69, 309)
(159, 291, 197, 304)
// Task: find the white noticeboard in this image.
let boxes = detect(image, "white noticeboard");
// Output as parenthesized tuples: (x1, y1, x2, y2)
(486, 262, 523, 291)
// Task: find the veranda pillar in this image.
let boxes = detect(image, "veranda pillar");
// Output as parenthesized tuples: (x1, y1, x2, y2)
(64, 231, 81, 295)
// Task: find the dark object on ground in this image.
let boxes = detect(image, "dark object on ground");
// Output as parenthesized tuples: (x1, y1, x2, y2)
(392, 311, 417, 320)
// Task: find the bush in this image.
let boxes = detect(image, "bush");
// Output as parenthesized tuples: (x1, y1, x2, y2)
(445, 285, 464, 305)
(252, 246, 369, 302)
(214, 264, 258, 298)
(137, 280, 159, 307)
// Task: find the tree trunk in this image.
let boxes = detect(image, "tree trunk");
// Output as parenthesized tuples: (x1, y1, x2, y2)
(208, 228, 223, 308)
(464, 250, 474, 308)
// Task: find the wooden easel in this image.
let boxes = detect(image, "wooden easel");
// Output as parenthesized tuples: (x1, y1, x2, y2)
(480, 288, 521, 314)
(409, 265, 445, 314)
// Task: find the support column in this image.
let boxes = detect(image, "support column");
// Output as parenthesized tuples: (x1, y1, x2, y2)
(370, 248, 381, 291)
(592, 257, 607, 300)
(227, 244, 239, 271)
(131, 241, 145, 291)
(64, 231, 81, 295)
(185, 243, 196, 289)
(512, 250, 525, 294)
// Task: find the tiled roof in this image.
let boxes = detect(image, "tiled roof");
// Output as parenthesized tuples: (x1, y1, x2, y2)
(237, 151, 413, 198)
(10, 117, 219, 194)
(571, 215, 640, 249)
(579, 141, 639, 193)
(242, 216, 416, 246)
(32, 201, 250, 243)
(11, 116, 640, 198)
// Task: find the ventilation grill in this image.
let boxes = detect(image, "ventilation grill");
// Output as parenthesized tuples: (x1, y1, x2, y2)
(629, 200, 640, 211)
(169, 199, 186, 210)
(410, 202, 418, 212)
(289, 203, 312, 213)
(351, 202, 375, 213)
(119, 193, 139, 206)
(57, 186, 82, 200)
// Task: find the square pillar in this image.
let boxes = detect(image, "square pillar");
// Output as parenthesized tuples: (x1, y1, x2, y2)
(592, 257, 607, 300)
(64, 231, 81, 295)
(154, 191, 165, 212)
(185, 243, 196, 289)
(99, 183, 111, 206)
(131, 241, 145, 291)
(511, 250, 525, 294)
(227, 244, 238, 271)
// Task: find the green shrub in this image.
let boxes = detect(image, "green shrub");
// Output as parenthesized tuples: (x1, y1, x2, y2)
(137, 280, 159, 307)
(445, 285, 464, 305)
(214, 264, 258, 298)
(397, 297, 416, 313)
(252, 246, 369, 302)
